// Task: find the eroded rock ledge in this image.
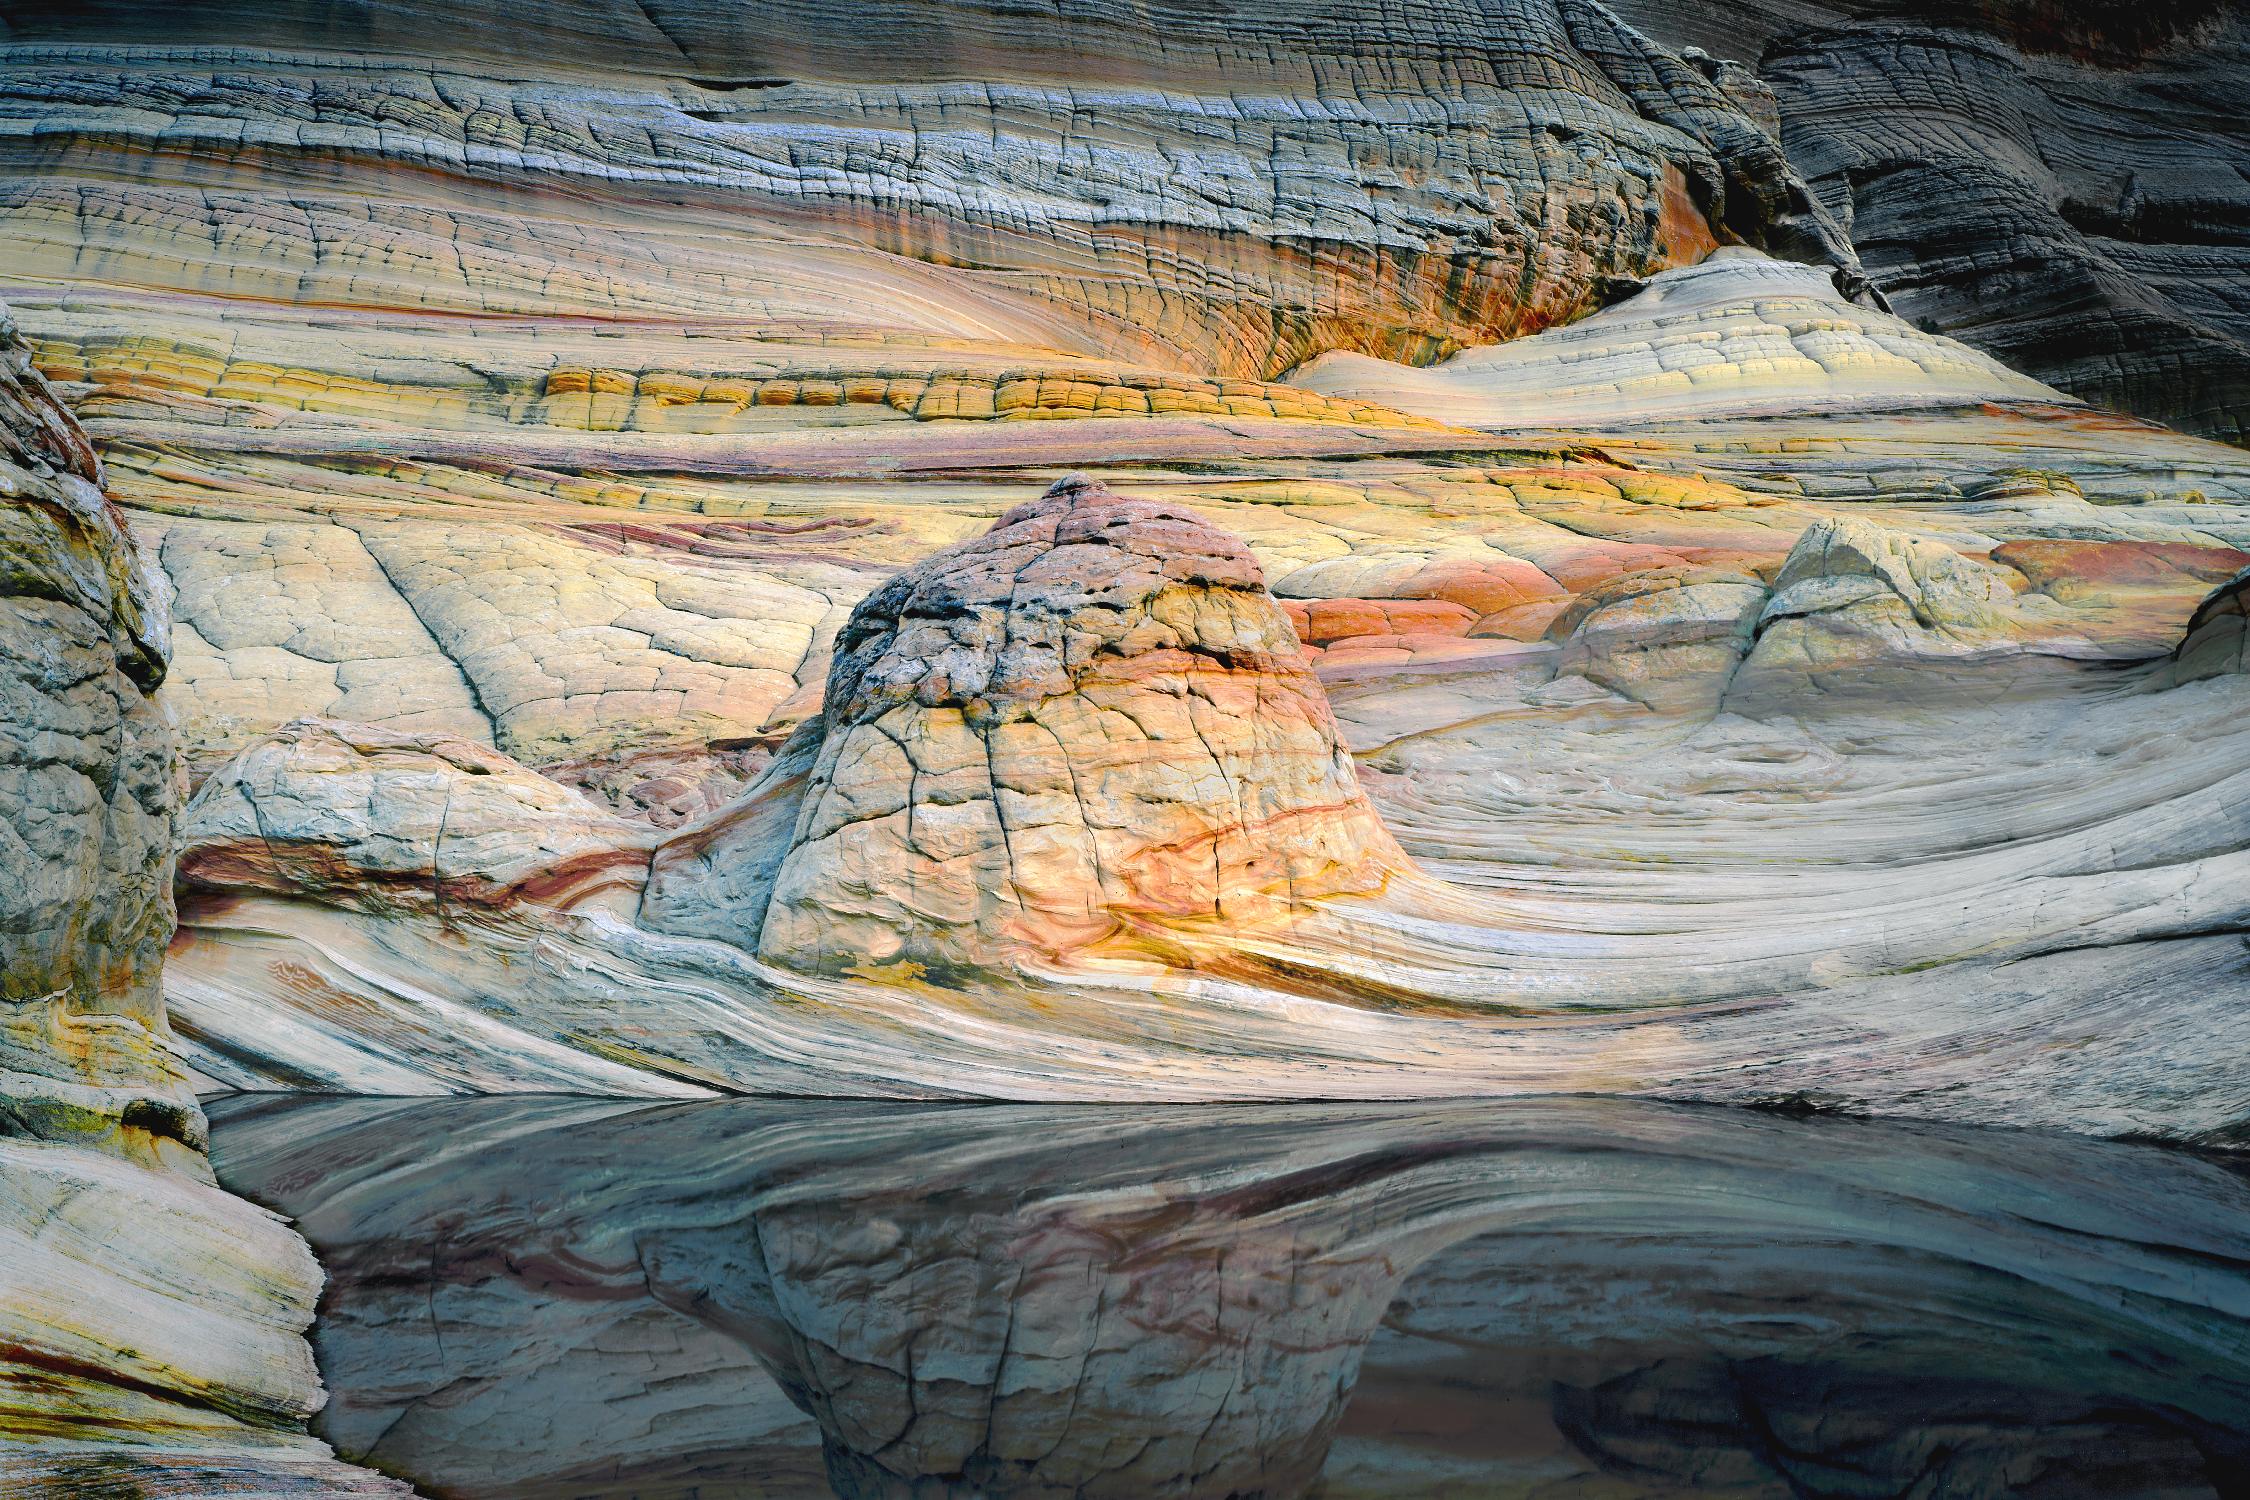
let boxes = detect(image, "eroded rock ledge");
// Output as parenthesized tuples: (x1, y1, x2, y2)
(647, 476, 1409, 978)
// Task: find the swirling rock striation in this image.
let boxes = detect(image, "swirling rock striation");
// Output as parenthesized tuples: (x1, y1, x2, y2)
(1291, 248, 2067, 426)
(0, 0, 2245, 1135)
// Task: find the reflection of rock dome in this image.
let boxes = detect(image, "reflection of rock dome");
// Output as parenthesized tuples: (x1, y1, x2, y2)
(662, 1169, 1402, 1499)
(209, 1096, 2250, 1500)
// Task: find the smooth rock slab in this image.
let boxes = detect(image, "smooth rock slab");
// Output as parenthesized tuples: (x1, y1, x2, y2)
(180, 717, 649, 915)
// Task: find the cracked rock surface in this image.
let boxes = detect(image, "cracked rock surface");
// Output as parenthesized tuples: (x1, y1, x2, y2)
(650, 475, 1408, 978)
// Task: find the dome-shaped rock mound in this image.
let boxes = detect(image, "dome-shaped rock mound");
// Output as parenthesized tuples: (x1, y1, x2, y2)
(650, 476, 1410, 979)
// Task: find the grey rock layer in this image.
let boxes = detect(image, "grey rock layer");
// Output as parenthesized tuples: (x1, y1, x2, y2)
(1769, 10, 2250, 443)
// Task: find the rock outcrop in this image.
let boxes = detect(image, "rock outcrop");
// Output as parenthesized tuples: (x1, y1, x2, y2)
(180, 718, 647, 915)
(1545, 566, 1769, 711)
(0, 0, 1858, 383)
(0, 304, 188, 1163)
(649, 476, 1410, 978)
(0, 308, 405, 1493)
(1730, 514, 2063, 697)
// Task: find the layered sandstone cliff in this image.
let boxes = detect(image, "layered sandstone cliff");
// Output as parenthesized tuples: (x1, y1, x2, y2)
(0, 308, 403, 1496)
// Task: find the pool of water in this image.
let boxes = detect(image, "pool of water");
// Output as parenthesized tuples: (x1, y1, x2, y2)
(206, 1095, 2250, 1499)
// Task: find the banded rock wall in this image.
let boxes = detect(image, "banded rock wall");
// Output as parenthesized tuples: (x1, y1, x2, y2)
(0, 0, 1856, 380)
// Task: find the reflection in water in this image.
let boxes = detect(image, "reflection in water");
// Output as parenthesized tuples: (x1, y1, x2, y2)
(206, 1097, 2250, 1499)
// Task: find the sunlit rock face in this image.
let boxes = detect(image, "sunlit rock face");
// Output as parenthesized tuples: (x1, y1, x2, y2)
(0, 306, 403, 1496)
(206, 1093, 2250, 1500)
(649, 475, 1408, 978)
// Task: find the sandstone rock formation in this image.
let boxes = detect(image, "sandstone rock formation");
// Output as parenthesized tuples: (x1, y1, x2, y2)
(0, 0, 2242, 1141)
(648, 475, 1409, 978)
(0, 0, 1858, 384)
(1725, 512, 2083, 703)
(206, 1092, 2250, 1500)
(0, 1136, 409, 1497)
(0, 306, 404, 1494)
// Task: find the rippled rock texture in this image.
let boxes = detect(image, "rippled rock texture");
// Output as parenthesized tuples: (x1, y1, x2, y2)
(0, 1, 2244, 1136)
(0, 307, 402, 1495)
(0, 0, 1858, 382)
(205, 1093, 2250, 1499)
